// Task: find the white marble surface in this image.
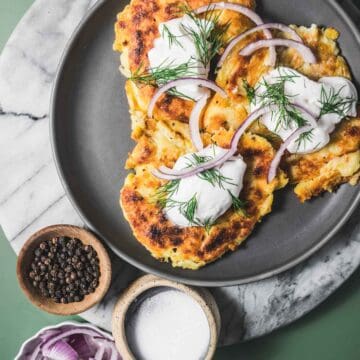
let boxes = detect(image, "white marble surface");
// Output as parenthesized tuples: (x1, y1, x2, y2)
(0, 0, 359, 346)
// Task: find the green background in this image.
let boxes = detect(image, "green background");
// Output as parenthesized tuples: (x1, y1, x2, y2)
(0, 1, 359, 359)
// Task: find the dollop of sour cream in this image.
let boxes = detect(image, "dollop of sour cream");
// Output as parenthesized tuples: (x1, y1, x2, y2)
(251, 67, 358, 154)
(148, 15, 212, 100)
(165, 145, 247, 227)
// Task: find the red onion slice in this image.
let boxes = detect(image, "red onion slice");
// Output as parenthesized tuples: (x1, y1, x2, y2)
(267, 125, 312, 183)
(239, 38, 317, 64)
(194, 2, 276, 66)
(218, 23, 302, 68)
(147, 78, 227, 118)
(189, 93, 210, 150)
(152, 104, 319, 181)
(152, 106, 278, 180)
(29, 344, 42, 360)
(94, 343, 106, 360)
(42, 329, 108, 353)
(42, 340, 78, 360)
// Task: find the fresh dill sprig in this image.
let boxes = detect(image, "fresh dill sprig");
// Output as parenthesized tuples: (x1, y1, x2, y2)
(228, 190, 247, 216)
(155, 179, 180, 209)
(203, 218, 216, 233)
(185, 153, 236, 188)
(319, 85, 356, 117)
(165, 194, 199, 225)
(257, 73, 308, 132)
(295, 129, 314, 150)
(161, 24, 183, 48)
(130, 59, 199, 87)
(179, 193, 198, 224)
(243, 79, 256, 104)
(167, 88, 195, 101)
(179, 4, 229, 67)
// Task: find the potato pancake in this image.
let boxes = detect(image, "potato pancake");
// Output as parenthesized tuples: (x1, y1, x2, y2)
(203, 25, 360, 201)
(115, 0, 289, 269)
(114, 0, 359, 269)
(121, 132, 287, 269)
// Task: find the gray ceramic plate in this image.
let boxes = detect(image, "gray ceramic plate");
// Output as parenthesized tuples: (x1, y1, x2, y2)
(51, 0, 360, 286)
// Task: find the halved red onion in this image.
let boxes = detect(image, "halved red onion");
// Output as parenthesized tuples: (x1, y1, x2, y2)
(147, 78, 227, 118)
(217, 23, 302, 68)
(267, 125, 312, 183)
(189, 92, 210, 150)
(239, 38, 317, 64)
(194, 2, 276, 66)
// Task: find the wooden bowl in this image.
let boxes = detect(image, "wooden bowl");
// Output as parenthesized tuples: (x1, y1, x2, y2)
(16, 224, 112, 315)
(112, 274, 221, 360)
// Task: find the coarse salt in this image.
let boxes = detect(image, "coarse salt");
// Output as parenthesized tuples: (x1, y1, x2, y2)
(126, 289, 210, 360)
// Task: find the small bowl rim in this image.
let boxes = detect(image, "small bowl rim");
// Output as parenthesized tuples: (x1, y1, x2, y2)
(16, 224, 112, 315)
(111, 274, 221, 360)
(14, 320, 113, 360)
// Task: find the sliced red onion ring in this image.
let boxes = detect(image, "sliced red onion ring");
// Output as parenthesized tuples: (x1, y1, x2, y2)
(218, 23, 302, 68)
(153, 104, 319, 180)
(189, 92, 210, 150)
(29, 344, 42, 360)
(94, 343, 106, 360)
(194, 2, 276, 66)
(239, 38, 317, 64)
(267, 125, 312, 183)
(42, 329, 103, 352)
(152, 106, 278, 180)
(42, 340, 78, 360)
(147, 78, 227, 118)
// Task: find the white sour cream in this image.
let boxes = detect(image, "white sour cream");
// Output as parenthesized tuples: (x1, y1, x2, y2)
(148, 15, 212, 100)
(250, 67, 358, 154)
(165, 145, 247, 227)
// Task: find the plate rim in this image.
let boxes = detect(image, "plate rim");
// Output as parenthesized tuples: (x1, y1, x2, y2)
(50, 0, 360, 287)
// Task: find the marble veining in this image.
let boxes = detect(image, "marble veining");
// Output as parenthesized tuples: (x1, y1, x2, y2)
(0, 0, 359, 346)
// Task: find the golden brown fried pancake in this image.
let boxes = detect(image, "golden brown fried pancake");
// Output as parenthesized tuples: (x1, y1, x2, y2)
(203, 25, 360, 201)
(115, 0, 288, 269)
(114, 0, 256, 124)
(114, 0, 359, 269)
(121, 132, 287, 269)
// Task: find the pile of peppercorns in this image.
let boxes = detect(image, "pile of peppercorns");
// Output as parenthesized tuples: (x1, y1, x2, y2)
(28, 236, 100, 304)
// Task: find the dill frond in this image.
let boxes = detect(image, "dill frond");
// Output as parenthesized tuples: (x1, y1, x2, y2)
(257, 73, 308, 132)
(155, 179, 180, 208)
(130, 59, 199, 87)
(295, 129, 314, 150)
(185, 153, 236, 188)
(179, 3, 229, 67)
(228, 190, 247, 216)
(319, 85, 356, 117)
(243, 79, 256, 104)
(162, 24, 183, 48)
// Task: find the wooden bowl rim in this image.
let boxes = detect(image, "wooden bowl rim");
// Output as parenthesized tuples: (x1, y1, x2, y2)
(111, 274, 221, 360)
(16, 224, 112, 315)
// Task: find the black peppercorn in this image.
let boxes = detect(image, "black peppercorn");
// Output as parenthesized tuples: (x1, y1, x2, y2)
(28, 236, 100, 304)
(65, 264, 73, 273)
